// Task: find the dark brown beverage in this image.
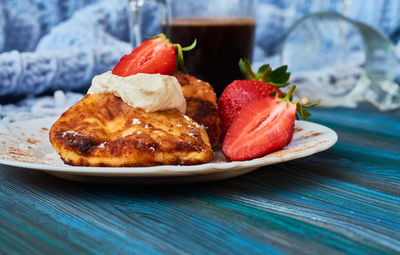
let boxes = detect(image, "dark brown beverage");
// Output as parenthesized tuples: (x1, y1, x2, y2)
(162, 18, 255, 96)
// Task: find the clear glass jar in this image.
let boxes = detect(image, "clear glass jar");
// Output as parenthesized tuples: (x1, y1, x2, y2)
(281, 11, 400, 111)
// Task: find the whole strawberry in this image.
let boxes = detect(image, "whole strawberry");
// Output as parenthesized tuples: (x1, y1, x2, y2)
(219, 59, 291, 136)
(222, 86, 319, 161)
(112, 34, 196, 77)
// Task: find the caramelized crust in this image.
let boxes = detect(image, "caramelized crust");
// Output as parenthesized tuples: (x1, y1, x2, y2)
(175, 73, 221, 147)
(49, 93, 213, 167)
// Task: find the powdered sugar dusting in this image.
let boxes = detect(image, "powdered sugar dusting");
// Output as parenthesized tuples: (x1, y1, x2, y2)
(183, 114, 201, 128)
(0, 117, 65, 166)
(132, 118, 141, 125)
(98, 142, 108, 149)
(61, 130, 81, 138)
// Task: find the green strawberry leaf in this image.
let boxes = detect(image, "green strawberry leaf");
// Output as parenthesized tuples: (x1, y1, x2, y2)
(175, 44, 187, 73)
(175, 38, 197, 73)
(296, 102, 312, 120)
(239, 58, 290, 88)
(182, 39, 197, 51)
(280, 85, 320, 120)
(266, 65, 290, 88)
(256, 64, 272, 81)
(146, 33, 170, 42)
(303, 100, 321, 108)
(239, 58, 257, 80)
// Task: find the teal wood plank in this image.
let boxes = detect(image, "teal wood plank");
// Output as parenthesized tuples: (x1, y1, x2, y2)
(0, 105, 399, 254)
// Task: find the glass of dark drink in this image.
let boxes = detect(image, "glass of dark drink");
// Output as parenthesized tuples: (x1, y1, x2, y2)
(128, 0, 257, 96)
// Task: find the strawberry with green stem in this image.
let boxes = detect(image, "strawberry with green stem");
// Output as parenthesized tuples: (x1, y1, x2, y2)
(112, 33, 196, 76)
(219, 58, 291, 136)
(222, 85, 320, 161)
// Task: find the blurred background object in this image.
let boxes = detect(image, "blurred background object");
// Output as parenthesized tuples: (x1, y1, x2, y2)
(0, 0, 400, 121)
(281, 11, 400, 111)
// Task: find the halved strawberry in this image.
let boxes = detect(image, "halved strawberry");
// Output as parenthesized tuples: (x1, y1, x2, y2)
(219, 59, 291, 136)
(219, 80, 284, 136)
(112, 34, 196, 77)
(222, 86, 319, 161)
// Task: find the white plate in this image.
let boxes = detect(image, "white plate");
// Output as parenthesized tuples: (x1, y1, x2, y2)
(0, 117, 337, 184)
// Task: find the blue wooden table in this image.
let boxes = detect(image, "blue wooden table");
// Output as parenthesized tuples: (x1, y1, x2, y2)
(0, 105, 399, 254)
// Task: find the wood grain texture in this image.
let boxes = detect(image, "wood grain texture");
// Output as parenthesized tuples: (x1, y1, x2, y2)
(0, 104, 399, 255)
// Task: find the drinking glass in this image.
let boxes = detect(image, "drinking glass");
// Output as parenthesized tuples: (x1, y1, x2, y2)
(128, 0, 258, 96)
(281, 11, 400, 111)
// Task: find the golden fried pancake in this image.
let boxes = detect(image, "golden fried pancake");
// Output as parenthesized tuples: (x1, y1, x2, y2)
(49, 93, 213, 167)
(174, 73, 221, 147)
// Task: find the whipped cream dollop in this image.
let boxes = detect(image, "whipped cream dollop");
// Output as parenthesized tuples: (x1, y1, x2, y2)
(87, 71, 186, 114)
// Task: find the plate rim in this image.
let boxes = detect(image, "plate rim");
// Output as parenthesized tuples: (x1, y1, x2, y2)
(0, 118, 338, 177)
